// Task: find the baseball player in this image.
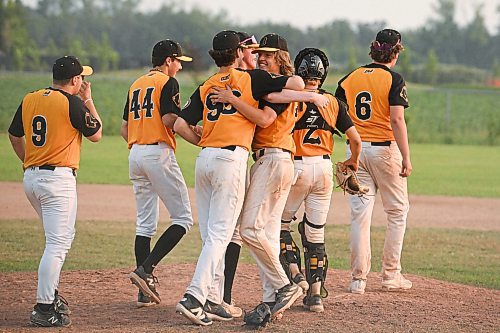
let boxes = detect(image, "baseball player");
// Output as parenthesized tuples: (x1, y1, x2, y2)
(221, 31, 261, 318)
(123, 40, 194, 307)
(8, 56, 102, 327)
(173, 30, 305, 326)
(335, 29, 412, 294)
(235, 33, 306, 320)
(276, 48, 361, 313)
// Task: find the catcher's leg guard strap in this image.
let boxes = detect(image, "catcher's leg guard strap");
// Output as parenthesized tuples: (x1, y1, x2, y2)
(279, 228, 301, 279)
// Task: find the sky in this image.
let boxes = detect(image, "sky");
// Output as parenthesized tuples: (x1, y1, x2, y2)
(137, 0, 499, 34)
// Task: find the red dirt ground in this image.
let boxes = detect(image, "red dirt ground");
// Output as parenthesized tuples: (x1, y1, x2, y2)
(0, 182, 499, 332)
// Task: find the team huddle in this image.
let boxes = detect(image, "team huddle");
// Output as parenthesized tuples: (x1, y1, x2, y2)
(8, 28, 412, 328)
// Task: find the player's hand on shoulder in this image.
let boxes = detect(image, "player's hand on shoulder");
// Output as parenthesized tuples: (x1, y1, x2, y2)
(311, 93, 329, 108)
(210, 84, 235, 104)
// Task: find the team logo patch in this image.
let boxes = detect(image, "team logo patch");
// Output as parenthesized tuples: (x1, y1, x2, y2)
(220, 74, 230, 82)
(42, 90, 51, 96)
(172, 93, 180, 108)
(85, 113, 98, 128)
(400, 86, 408, 102)
(363, 69, 374, 74)
(183, 98, 191, 109)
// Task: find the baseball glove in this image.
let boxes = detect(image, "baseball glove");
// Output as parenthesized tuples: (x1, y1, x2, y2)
(335, 162, 369, 196)
(243, 302, 271, 328)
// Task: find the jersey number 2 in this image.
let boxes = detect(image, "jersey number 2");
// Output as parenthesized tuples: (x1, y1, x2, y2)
(303, 128, 321, 145)
(130, 87, 154, 120)
(355, 91, 372, 121)
(31, 115, 47, 147)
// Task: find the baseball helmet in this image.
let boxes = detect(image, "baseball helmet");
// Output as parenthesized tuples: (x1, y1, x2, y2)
(294, 48, 329, 87)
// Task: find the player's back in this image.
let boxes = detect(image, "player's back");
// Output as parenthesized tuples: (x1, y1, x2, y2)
(338, 64, 397, 142)
(197, 68, 260, 151)
(293, 92, 341, 157)
(126, 71, 176, 149)
(21, 88, 82, 169)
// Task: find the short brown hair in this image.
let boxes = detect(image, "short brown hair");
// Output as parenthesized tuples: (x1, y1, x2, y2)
(369, 42, 404, 63)
(208, 48, 238, 67)
(53, 78, 72, 85)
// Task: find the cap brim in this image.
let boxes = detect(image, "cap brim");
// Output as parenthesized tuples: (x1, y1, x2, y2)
(176, 56, 193, 62)
(241, 43, 260, 49)
(251, 47, 280, 53)
(81, 66, 93, 76)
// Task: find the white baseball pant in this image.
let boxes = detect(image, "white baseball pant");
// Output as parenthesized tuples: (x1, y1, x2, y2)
(281, 156, 334, 242)
(347, 142, 409, 281)
(128, 142, 193, 236)
(186, 146, 248, 305)
(23, 167, 77, 304)
(240, 148, 294, 302)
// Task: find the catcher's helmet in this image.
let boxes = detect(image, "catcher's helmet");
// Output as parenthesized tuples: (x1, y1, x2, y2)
(294, 48, 329, 87)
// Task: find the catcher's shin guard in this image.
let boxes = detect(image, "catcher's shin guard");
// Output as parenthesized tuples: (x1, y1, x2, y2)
(298, 215, 329, 298)
(279, 223, 301, 280)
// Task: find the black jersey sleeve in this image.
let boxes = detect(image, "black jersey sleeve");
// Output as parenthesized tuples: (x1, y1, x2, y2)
(8, 103, 24, 137)
(389, 71, 409, 108)
(122, 93, 130, 121)
(248, 69, 288, 100)
(179, 87, 203, 126)
(160, 77, 181, 116)
(259, 99, 289, 116)
(334, 98, 354, 134)
(68, 95, 101, 137)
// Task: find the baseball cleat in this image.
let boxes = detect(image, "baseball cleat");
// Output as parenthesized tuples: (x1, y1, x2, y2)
(382, 273, 412, 291)
(176, 294, 212, 326)
(129, 266, 161, 304)
(221, 300, 243, 318)
(272, 283, 303, 316)
(204, 300, 233, 321)
(292, 272, 309, 292)
(348, 279, 366, 294)
(303, 294, 324, 313)
(137, 291, 155, 308)
(30, 304, 71, 327)
(53, 290, 71, 315)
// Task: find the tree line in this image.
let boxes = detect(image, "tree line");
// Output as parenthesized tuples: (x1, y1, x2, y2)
(1, 0, 499, 85)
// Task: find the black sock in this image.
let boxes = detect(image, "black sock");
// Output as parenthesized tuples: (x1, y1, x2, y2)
(135, 235, 151, 268)
(37, 303, 52, 312)
(142, 224, 186, 274)
(223, 242, 241, 304)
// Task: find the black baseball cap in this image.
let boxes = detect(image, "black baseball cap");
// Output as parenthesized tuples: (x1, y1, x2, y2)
(252, 33, 288, 53)
(237, 32, 259, 49)
(212, 30, 240, 51)
(376, 29, 402, 46)
(53, 56, 93, 80)
(152, 40, 192, 62)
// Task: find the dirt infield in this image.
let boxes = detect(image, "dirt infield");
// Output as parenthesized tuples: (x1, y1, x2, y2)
(0, 182, 499, 332)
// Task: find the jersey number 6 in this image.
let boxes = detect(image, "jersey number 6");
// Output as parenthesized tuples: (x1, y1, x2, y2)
(355, 91, 372, 121)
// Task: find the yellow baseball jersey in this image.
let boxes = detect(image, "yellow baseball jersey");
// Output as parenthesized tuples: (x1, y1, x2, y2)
(252, 101, 297, 153)
(335, 63, 409, 142)
(180, 68, 289, 151)
(123, 70, 181, 150)
(8, 87, 101, 169)
(293, 90, 353, 156)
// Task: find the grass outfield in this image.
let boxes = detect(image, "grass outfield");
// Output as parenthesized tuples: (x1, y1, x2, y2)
(1, 71, 499, 144)
(0, 219, 497, 289)
(1, 134, 499, 197)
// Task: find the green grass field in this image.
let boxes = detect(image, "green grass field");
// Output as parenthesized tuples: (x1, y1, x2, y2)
(0, 219, 497, 289)
(1, 71, 499, 144)
(1, 133, 499, 197)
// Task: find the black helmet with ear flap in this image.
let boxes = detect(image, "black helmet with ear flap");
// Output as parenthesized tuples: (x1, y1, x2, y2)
(294, 48, 329, 87)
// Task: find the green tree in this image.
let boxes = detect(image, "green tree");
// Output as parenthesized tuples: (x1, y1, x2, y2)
(347, 46, 357, 72)
(425, 49, 439, 84)
(399, 46, 413, 81)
